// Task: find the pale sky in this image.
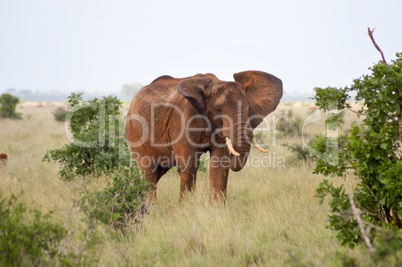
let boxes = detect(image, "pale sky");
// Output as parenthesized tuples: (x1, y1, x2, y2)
(1, 0, 401, 97)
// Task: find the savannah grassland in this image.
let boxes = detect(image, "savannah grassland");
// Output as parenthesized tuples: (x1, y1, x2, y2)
(0, 102, 369, 266)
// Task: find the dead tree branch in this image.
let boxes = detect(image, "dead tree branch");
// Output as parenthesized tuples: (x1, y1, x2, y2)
(347, 107, 366, 115)
(368, 27, 387, 64)
(349, 195, 376, 253)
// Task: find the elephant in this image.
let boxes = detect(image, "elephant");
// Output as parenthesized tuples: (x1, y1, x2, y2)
(125, 70, 283, 201)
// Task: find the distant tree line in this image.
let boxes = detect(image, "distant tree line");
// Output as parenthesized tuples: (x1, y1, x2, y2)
(1, 82, 144, 102)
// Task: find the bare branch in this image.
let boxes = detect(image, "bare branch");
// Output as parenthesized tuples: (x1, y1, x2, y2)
(365, 185, 378, 201)
(368, 27, 387, 64)
(347, 107, 367, 115)
(349, 195, 376, 253)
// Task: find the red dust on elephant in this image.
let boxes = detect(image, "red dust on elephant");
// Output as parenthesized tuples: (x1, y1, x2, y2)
(125, 71, 283, 201)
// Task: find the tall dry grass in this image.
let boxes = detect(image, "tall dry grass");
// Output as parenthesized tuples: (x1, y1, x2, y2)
(0, 102, 368, 266)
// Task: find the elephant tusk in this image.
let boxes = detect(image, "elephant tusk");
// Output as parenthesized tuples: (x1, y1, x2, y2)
(225, 137, 240, 156)
(252, 139, 269, 153)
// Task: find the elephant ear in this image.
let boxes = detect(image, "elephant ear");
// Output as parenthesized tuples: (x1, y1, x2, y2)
(178, 77, 212, 114)
(234, 70, 283, 129)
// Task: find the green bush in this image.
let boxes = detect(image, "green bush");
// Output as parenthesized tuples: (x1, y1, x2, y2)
(52, 106, 68, 122)
(79, 166, 150, 233)
(282, 143, 311, 165)
(276, 110, 303, 137)
(310, 53, 402, 262)
(43, 93, 151, 239)
(43, 93, 132, 181)
(198, 154, 209, 173)
(0, 193, 73, 266)
(0, 93, 22, 119)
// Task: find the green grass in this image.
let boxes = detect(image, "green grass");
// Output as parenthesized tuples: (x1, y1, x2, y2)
(0, 103, 369, 266)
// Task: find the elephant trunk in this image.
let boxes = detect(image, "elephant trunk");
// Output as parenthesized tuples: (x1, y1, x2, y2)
(228, 118, 253, 172)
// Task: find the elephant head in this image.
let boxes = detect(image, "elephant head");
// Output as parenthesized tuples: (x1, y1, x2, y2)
(178, 71, 283, 172)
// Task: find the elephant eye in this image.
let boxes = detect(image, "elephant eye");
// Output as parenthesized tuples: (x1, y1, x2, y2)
(216, 107, 222, 113)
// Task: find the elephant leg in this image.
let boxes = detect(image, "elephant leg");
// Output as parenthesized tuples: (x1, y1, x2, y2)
(179, 171, 197, 200)
(143, 170, 158, 204)
(141, 167, 168, 204)
(209, 148, 230, 201)
(134, 153, 163, 204)
(145, 165, 172, 203)
(133, 153, 157, 204)
(176, 155, 199, 201)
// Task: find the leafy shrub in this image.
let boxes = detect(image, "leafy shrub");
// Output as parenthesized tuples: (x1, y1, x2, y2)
(310, 53, 402, 261)
(0, 93, 22, 119)
(370, 227, 402, 266)
(198, 154, 209, 173)
(79, 166, 150, 233)
(43, 93, 131, 181)
(282, 143, 311, 165)
(52, 106, 68, 122)
(276, 110, 303, 137)
(0, 193, 73, 266)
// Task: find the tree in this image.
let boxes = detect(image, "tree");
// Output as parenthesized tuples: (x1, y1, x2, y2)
(310, 29, 402, 262)
(43, 93, 150, 234)
(43, 93, 131, 181)
(0, 93, 22, 119)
